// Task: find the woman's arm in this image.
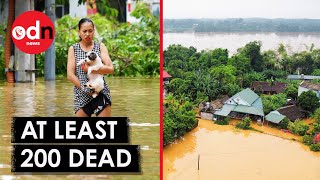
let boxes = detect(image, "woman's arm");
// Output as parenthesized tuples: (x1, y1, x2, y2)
(67, 46, 81, 88)
(92, 43, 114, 74)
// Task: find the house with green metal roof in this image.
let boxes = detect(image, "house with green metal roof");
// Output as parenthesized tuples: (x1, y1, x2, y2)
(265, 111, 286, 124)
(214, 88, 264, 122)
(265, 105, 305, 124)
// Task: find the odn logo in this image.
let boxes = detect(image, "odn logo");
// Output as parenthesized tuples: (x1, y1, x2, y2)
(11, 11, 55, 54)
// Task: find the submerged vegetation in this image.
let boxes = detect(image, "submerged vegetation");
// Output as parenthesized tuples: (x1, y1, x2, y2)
(163, 95, 197, 146)
(235, 117, 252, 130)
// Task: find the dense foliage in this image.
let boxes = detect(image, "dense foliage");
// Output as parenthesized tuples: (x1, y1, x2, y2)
(0, 3, 159, 80)
(261, 93, 287, 114)
(284, 84, 299, 100)
(165, 42, 320, 105)
(165, 18, 320, 33)
(163, 95, 197, 146)
(302, 135, 314, 146)
(310, 143, 320, 151)
(215, 117, 230, 125)
(279, 117, 290, 130)
(288, 121, 309, 136)
(164, 42, 320, 145)
(235, 117, 252, 130)
(311, 108, 320, 135)
(297, 91, 320, 114)
(0, 23, 6, 80)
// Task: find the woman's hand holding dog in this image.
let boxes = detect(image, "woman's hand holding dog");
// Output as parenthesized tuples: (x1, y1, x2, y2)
(81, 63, 99, 74)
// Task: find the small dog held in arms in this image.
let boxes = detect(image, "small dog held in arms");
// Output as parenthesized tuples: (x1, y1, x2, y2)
(76, 51, 104, 98)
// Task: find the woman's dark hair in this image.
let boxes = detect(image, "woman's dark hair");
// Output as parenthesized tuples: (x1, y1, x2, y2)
(78, 18, 95, 41)
(78, 18, 95, 30)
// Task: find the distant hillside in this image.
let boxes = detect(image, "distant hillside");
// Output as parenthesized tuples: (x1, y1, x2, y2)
(164, 18, 320, 33)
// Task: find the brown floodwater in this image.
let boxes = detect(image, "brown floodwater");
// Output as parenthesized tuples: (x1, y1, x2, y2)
(0, 77, 159, 179)
(164, 119, 320, 180)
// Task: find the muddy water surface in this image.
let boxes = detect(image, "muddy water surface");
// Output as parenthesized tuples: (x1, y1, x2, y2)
(164, 119, 320, 180)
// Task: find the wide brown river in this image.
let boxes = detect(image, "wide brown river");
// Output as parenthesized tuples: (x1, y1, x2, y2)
(164, 119, 320, 180)
(164, 32, 320, 54)
(0, 77, 160, 179)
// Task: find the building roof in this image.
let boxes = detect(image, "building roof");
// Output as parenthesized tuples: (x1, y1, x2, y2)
(214, 104, 234, 116)
(265, 110, 286, 124)
(277, 105, 304, 121)
(163, 71, 172, 78)
(214, 88, 264, 117)
(251, 81, 287, 94)
(288, 75, 320, 80)
(299, 81, 320, 91)
(229, 88, 259, 105)
(210, 96, 229, 109)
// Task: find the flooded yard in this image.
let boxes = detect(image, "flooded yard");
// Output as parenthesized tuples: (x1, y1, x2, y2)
(164, 119, 320, 180)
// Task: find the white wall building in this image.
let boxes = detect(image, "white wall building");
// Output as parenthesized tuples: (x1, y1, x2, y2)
(126, 0, 159, 23)
(298, 81, 320, 99)
(69, 0, 87, 18)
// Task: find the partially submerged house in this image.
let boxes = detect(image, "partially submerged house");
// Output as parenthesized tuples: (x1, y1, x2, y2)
(214, 88, 264, 122)
(251, 81, 286, 94)
(265, 105, 305, 124)
(198, 96, 229, 120)
(298, 81, 320, 99)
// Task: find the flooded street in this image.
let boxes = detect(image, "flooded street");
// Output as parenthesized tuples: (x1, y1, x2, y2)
(164, 119, 320, 180)
(0, 77, 159, 179)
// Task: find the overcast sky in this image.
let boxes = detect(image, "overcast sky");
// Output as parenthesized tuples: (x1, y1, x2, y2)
(164, 0, 320, 19)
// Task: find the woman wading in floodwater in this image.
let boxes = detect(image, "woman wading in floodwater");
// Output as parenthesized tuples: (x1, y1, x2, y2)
(67, 18, 114, 117)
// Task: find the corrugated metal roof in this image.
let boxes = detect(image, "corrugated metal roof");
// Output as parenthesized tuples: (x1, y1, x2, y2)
(265, 111, 286, 124)
(251, 98, 264, 116)
(251, 81, 287, 93)
(216, 88, 264, 117)
(214, 104, 235, 116)
(288, 75, 320, 80)
(230, 88, 259, 105)
(300, 81, 320, 91)
(233, 105, 264, 116)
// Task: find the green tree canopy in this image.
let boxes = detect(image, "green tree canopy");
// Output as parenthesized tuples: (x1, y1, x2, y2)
(298, 90, 320, 113)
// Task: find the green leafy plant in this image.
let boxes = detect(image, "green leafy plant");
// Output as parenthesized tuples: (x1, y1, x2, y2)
(236, 117, 251, 130)
(163, 97, 197, 146)
(215, 117, 230, 125)
(302, 135, 314, 145)
(279, 117, 290, 129)
(34, 4, 159, 78)
(288, 121, 310, 136)
(310, 143, 320, 152)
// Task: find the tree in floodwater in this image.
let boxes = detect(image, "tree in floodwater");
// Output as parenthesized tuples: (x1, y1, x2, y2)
(163, 96, 197, 146)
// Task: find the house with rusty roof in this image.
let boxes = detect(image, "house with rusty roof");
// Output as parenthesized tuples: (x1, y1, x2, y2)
(198, 96, 230, 120)
(251, 81, 287, 94)
(298, 81, 320, 99)
(214, 88, 264, 122)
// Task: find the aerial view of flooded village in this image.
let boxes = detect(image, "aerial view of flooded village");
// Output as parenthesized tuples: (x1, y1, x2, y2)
(163, 0, 320, 179)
